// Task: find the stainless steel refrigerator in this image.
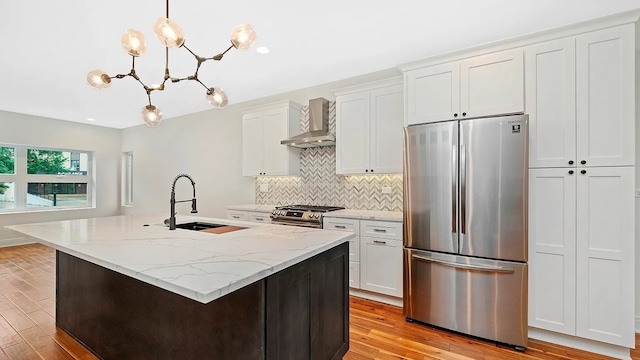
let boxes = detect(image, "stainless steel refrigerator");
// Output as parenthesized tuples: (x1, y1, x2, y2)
(403, 114, 528, 349)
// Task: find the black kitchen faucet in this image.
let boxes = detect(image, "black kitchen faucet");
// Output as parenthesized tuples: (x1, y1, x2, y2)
(168, 173, 198, 230)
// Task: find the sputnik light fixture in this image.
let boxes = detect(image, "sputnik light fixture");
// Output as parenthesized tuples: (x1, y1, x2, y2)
(86, 0, 257, 127)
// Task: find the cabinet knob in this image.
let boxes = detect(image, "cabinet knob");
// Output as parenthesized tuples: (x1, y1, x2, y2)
(453, 113, 458, 118)
(580, 170, 587, 174)
(580, 160, 586, 165)
(568, 160, 574, 165)
(371, 169, 374, 173)
(569, 170, 574, 174)
(462, 112, 467, 117)
(365, 169, 369, 172)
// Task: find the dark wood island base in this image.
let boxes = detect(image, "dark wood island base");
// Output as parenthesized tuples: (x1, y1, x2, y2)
(56, 242, 349, 360)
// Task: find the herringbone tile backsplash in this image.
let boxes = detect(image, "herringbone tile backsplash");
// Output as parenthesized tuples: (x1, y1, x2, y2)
(255, 101, 403, 211)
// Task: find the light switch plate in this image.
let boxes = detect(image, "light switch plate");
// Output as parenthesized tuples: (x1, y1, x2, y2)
(260, 184, 269, 193)
(381, 186, 392, 194)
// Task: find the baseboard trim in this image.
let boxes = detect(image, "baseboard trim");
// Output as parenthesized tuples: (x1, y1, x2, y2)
(349, 289, 403, 307)
(528, 327, 631, 360)
(0, 237, 34, 248)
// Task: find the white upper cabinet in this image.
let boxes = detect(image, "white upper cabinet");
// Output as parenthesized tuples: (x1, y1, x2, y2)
(527, 24, 635, 168)
(459, 48, 524, 119)
(405, 48, 524, 125)
(335, 77, 404, 175)
(242, 100, 302, 176)
(576, 24, 635, 167)
(405, 62, 460, 124)
(526, 38, 577, 168)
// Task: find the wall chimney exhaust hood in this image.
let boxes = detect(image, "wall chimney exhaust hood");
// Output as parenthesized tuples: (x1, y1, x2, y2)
(281, 98, 335, 148)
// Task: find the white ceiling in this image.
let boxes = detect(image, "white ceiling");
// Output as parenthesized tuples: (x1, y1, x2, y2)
(0, 1, 638, 129)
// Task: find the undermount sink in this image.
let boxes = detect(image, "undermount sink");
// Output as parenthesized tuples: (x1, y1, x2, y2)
(174, 222, 247, 234)
(174, 222, 226, 231)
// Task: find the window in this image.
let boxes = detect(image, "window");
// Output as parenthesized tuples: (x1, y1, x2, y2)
(0, 144, 93, 213)
(122, 152, 133, 206)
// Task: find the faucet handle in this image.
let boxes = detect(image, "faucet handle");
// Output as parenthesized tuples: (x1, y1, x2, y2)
(163, 218, 170, 226)
(191, 198, 198, 214)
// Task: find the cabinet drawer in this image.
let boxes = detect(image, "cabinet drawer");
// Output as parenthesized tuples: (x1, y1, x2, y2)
(360, 220, 402, 240)
(349, 261, 360, 289)
(227, 210, 248, 221)
(249, 213, 271, 223)
(323, 218, 360, 235)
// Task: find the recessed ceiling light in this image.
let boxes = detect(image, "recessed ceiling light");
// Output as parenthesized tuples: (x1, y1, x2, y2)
(87, 118, 95, 122)
(256, 46, 270, 54)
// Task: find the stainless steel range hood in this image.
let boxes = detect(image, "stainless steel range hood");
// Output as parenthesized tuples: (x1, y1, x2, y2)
(281, 97, 335, 148)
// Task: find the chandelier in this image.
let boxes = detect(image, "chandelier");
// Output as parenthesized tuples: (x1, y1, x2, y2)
(86, 0, 257, 127)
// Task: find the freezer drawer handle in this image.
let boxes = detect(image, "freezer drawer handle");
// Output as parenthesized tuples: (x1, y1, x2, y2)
(373, 229, 387, 233)
(412, 254, 515, 274)
(373, 240, 387, 245)
(334, 225, 346, 229)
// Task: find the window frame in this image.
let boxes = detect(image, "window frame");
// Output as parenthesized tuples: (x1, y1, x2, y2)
(0, 144, 95, 213)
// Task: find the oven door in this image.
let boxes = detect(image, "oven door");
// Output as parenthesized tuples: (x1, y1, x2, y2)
(271, 219, 322, 229)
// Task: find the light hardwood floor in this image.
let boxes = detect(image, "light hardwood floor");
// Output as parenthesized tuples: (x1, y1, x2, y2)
(0, 243, 638, 360)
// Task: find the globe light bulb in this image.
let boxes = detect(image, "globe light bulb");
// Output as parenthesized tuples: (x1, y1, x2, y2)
(230, 24, 257, 51)
(121, 29, 147, 56)
(86, 70, 111, 89)
(206, 87, 228, 108)
(153, 17, 185, 48)
(141, 105, 162, 127)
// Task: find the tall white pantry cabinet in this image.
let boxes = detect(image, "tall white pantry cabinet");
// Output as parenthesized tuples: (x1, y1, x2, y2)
(526, 22, 636, 350)
(400, 11, 638, 358)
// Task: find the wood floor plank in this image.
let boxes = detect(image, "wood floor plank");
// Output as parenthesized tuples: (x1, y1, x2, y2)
(0, 309, 36, 332)
(2, 342, 40, 360)
(24, 311, 55, 336)
(4, 293, 40, 315)
(49, 330, 98, 360)
(18, 327, 73, 360)
(0, 316, 24, 349)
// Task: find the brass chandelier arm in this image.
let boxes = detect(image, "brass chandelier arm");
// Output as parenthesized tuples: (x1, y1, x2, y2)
(210, 44, 235, 61)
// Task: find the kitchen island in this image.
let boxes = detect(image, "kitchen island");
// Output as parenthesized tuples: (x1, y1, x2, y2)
(6, 215, 353, 360)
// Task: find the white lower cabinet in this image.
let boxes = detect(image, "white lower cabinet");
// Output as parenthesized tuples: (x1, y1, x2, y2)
(324, 217, 403, 298)
(529, 167, 634, 347)
(324, 218, 360, 288)
(360, 235, 402, 297)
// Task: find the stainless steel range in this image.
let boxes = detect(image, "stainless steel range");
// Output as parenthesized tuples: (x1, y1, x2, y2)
(270, 205, 345, 228)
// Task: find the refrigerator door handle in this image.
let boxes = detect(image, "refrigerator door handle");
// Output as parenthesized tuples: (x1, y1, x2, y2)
(460, 144, 467, 234)
(452, 145, 457, 233)
(411, 254, 515, 274)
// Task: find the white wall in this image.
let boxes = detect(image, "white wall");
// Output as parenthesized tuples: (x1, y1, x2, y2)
(0, 110, 121, 247)
(120, 68, 400, 219)
(635, 25, 640, 332)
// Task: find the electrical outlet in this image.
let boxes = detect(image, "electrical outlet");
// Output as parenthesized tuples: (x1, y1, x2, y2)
(381, 186, 392, 194)
(260, 184, 269, 193)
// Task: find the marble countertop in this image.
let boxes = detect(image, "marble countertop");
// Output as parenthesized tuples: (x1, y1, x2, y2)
(322, 209, 403, 222)
(226, 204, 277, 212)
(5, 215, 353, 304)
